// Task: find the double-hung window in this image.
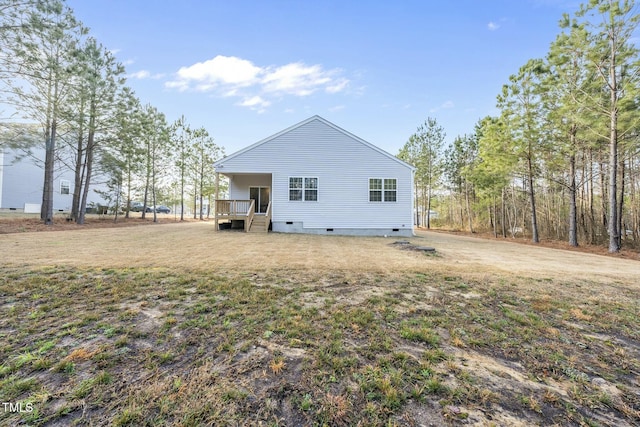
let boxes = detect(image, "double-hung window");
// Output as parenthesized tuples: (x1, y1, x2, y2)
(369, 178, 396, 202)
(60, 180, 70, 195)
(289, 177, 318, 201)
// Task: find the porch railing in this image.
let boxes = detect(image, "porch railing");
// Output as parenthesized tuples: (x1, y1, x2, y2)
(264, 201, 272, 232)
(215, 199, 257, 232)
(215, 199, 276, 232)
(215, 199, 253, 217)
(245, 200, 255, 232)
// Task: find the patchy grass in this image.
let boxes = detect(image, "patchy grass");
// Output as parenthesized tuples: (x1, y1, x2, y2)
(1, 265, 638, 426)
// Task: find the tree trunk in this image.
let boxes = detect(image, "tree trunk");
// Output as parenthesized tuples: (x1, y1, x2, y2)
(180, 163, 185, 221)
(193, 180, 197, 220)
(71, 107, 85, 221)
(464, 178, 474, 233)
(152, 139, 157, 223)
(113, 180, 121, 223)
(617, 155, 625, 246)
(41, 68, 57, 226)
(568, 152, 578, 247)
(414, 181, 419, 227)
(78, 133, 94, 225)
(501, 189, 507, 238)
(142, 139, 151, 220)
(199, 158, 204, 221)
(41, 118, 56, 225)
(125, 165, 132, 219)
(426, 170, 432, 229)
(608, 125, 619, 252)
(607, 46, 620, 252)
(492, 196, 497, 238)
(77, 111, 96, 225)
(527, 157, 539, 243)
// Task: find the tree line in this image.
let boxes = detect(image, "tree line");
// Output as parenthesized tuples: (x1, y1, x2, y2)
(399, 0, 640, 253)
(0, 0, 224, 225)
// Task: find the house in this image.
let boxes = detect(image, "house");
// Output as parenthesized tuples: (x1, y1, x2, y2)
(0, 146, 107, 213)
(213, 115, 415, 236)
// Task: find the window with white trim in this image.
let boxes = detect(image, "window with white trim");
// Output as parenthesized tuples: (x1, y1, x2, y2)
(289, 177, 318, 201)
(369, 178, 396, 202)
(60, 179, 70, 195)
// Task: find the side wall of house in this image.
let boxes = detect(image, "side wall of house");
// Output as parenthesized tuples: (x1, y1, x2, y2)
(218, 119, 413, 236)
(0, 149, 52, 210)
(0, 147, 108, 212)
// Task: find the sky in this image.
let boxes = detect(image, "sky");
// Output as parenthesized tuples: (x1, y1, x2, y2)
(65, 0, 582, 156)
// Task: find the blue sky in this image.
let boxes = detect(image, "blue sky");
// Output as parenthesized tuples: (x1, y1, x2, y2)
(66, 0, 581, 156)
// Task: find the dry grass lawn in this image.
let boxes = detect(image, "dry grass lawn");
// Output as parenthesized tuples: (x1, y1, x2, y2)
(2, 221, 638, 281)
(1, 221, 639, 426)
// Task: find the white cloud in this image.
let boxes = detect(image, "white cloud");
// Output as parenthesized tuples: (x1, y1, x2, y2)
(128, 70, 166, 80)
(441, 100, 454, 109)
(238, 96, 271, 108)
(328, 105, 345, 112)
(488, 21, 500, 31)
(237, 96, 271, 114)
(262, 63, 331, 96)
(165, 80, 189, 91)
(429, 100, 455, 113)
(128, 70, 150, 79)
(326, 78, 349, 94)
(175, 55, 262, 87)
(165, 55, 350, 111)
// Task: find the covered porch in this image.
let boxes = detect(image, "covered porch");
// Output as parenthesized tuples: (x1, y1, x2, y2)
(214, 172, 272, 233)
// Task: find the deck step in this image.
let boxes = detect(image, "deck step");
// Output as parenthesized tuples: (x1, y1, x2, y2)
(248, 217, 268, 233)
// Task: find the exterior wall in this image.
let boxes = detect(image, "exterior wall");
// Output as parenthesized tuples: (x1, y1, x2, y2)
(217, 117, 414, 235)
(228, 174, 272, 200)
(0, 147, 107, 211)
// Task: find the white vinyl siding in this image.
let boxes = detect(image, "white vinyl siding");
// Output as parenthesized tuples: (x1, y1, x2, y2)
(215, 117, 413, 231)
(1, 147, 109, 210)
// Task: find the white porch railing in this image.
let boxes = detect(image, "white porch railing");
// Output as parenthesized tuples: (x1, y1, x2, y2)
(215, 199, 257, 232)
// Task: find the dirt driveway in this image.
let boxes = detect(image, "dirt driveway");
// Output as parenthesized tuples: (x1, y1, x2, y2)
(1, 223, 637, 285)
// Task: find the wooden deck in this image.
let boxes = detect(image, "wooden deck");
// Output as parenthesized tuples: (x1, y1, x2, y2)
(214, 199, 271, 233)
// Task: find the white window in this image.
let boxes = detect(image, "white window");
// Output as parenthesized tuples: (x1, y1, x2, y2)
(369, 178, 396, 202)
(289, 177, 318, 201)
(60, 180, 70, 195)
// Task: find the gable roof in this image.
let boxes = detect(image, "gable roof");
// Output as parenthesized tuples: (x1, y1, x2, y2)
(214, 115, 415, 171)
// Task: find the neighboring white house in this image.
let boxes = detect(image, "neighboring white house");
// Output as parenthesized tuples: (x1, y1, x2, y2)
(0, 146, 107, 213)
(213, 115, 415, 237)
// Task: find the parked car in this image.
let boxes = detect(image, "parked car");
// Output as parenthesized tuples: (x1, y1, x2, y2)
(155, 205, 170, 214)
(129, 201, 144, 212)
